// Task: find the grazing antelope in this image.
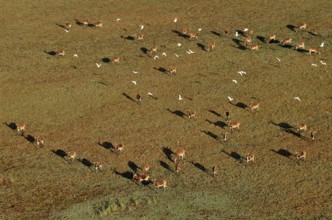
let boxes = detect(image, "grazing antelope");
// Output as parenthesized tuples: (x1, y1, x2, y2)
(188, 32, 199, 40)
(55, 49, 65, 57)
(295, 151, 306, 160)
(136, 33, 144, 40)
(246, 153, 255, 163)
(147, 45, 157, 56)
(65, 22, 72, 30)
(136, 93, 142, 103)
(249, 102, 260, 111)
(112, 57, 120, 64)
(94, 22, 103, 28)
(114, 144, 124, 152)
(141, 163, 150, 173)
(295, 42, 305, 50)
(280, 37, 292, 46)
(133, 173, 150, 184)
(212, 165, 217, 177)
(311, 132, 315, 141)
(83, 21, 89, 26)
(168, 66, 177, 74)
(206, 42, 216, 52)
(227, 120, 240, 131)
(67, 151, 77, 163)
(182, 27, 189, 35)
(242, 36, 252, 46)
(250, 44, 259, 51)
(16, 123, 26, 134)
(222, 131, 228, 141)
(174, 148, 185, 163)
(266, 34, 276, 43)
(35, 136, 44, 147)
(93, 161, 103, 172)
(226, 111, 230, 119)
(308, 48, 321, 55)
(186, 110, 196, 119)
(153, 179, 167, 189)
(296, 123, 308, 133)
(295, 23, 307, 32)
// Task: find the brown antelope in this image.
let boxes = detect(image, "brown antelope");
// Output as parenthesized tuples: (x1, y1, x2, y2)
(114, 144, 124, 152)
(280, 37, 292, 46)
(308, 48, 320, 55)
(141, 163, 150, 173)
(65, 22, 72, 30)
(188, 32, 199, 40)
(94, 22, 103, 28)
(133, 173, 150, 184)
(222, 131, 228, 141)
(147, 45, 157, 56)
(295, 42, 305, 50)
(67, 151, 77, 163)
(246, 153, 255, 163)
(246, 29, 254, 36)
(182, 27, 189, 35)
(93, 161, 103, 172)
(175, 162, 181, 173)
(310, 132, 315, 141)
(35, 136, 44, 147)
(226, 111, 230, 119)
(296, 123, 308, 133)
(136, 33, 144, 40)
(295, 151, 306, 160)
(16, 123, 26, 134)
(186, 110, 196, 119)
(250, 44, 259, 51)
(55, 49, 65, 57)
(212, 165, 217, 177)
(83, 21, 89, 26)
(227, 120, 240, 131)
(249, 102, 260, 111)
(242, 36, 252, 46)
(206, 42, 216, 52)
(295, 23, 307, 32)
(112, 57, 120, 64)
(266, 34, 276, 43)
(174, 148, 185, 163)
(136, 93, 142, 103)
(168, 66, 177, 74)
(153, 179, 167, 189)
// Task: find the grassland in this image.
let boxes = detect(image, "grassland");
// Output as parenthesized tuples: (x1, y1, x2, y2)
(1, 0, 332, 219)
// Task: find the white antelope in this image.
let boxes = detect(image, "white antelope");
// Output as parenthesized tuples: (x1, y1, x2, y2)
(55, 49, 65, 57)
(35, 136, 44, 147)
(93, 161, 103, 172)
(308, 48, 321, 55)
(67, 151, 77, 163)
(227, 120, 241, 131)
(222, 131, 228, 141)
(266, 34, 276, 43)
(296, 123, 308, 132)
(249, 102, 260, 111)
(16, 123, 26, 134)
(112, 57, 120, 64)
(280, 37, 292, 46)
(94, 22, 103, 28)
(133, 173, 150, 184)
(295, 23, 307, 32)
(295, 42, 305, 50)
(242, 36, 252, 46)
(246, 153, 255, 163)
(153, 179, 167, 189)
(250, 44, 259, 51)
(168, 66, 177, 74)
(206, 42, 216, 52)
(295, 151, 306, 160)
(136, 33, 144, 40)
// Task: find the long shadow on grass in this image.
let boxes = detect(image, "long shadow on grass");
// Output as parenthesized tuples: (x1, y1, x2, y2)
(24, 135, 35, 144)
(52, 149, 67, 160)
(207, 109, 221, 117)
(295, 48, 307, 54)
(114, 170, 134, 181)
(286, 24, 296, 32)
(221, 149, 243, 162)
(231, 38, 246, 50)
(201, 130, 218, 140)
(140, 47, 148, 55)
(271, 149, 293, 160)
(79, 158, 93, 168)
(231, 102, 248, 110)
(162, 147, 174, 162)
(75, 19, 84, 26)
(256, 36, 266, 43)
(211, 31, 221, 37)
(270, 121, 302, 138)
(197, 43, 205, 51)
(44, 50, 57, 56)
(206, 119, 227, 128)
(102, 58, 110, 63)
(171, 30, 189, 39)
(128, 161, 139, 173)
(159, 161, 173, 173)
(167, 109, 186, 118)
(98, 141, 114, 150)
(279, 44, 293, 49)
(4, 122, 17, 131)
(154, 67, 168, 74)
(56, 23, 67, 30)
(121, 35, 135, 41)
(190, 161, 209, 175)
(122, 93, 136, 102)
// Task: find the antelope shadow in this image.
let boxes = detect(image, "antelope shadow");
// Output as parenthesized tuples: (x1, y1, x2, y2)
(221, 149, 243, 162)
(122, 93, 135, 102)
(44, 50, 57, 56)
(154, 67, 167, 74)
(286, 24, 296, 32)
(201, 130, 218, 140)
(140, 47, 148, 55)
(24, 135, 35, 143)
(205, 119, 227, 128)
(270, 121, 301, 138)
(159, 160, 173, 173)
(256, 36, 266, 43)
(121, 35, 135, 41)
(167, 109, 186, 118)
(271, 149, 293, 159)
(190, 161, 209, 174)
(102, 57, 110, 63)
(128, 161, 139, 173)
(279, 44, 293, 49)
(56, 24, 67, 30)
(171, 30, 188, 39)
(208, 109, 221, 117)
(231, 102, 248, 110)
(235, 29, 245, 36)
(52, 149, 67, 159)
(98, 141, 114, 150)
(4, 122, 16, 131)
(232, 38, 246, 50)
(197, 43, 205, 51)
(75, 19, 84, 26)
(78, 158, 93, 168)
(211, 31, 221, 37)
(162, 147, 174, 162)
(295, 48, 307, 53)
(114, 170, 133, 181)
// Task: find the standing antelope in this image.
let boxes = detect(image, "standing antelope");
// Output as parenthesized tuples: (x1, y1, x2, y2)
(168, 66, 177, 74)
(246, 153, 255, 163)
(295, 23, 307, 32)
(175, 162, 181, 173)
(242, 36, 252, 46)
(94, 22, 103, 28)
(186, 110, 196, 119)
(212, 165, 217, 177)
(249, 102, 260, 111)
(206, 42, 216, 52)
(16, 123, 26, 134)
(280, 37, 292, 46)
(67, 151, 77, 163)
(93, 161, 103, 172)
(114, 144, 124, 152)
(295, 42, 305, 50)
(83, 21, 89, 26)
(55, 50, 65, 57)
(296, 123, 308, 133)
(188, 32, 199, 40)
(308, 48, 320, 55)
(227, 120, 240, 131)
(266, 34, 276, 43)
(310, 132, 315, 141)
(136, 34, 144, 40)
(136, 93, 142, 103)
(153, 179, 167, 189)
(133, 173, 150, 184)
(250, 44, 259, 51)
(35, 136, 44, 147)
(174, 148, 185, 163)
(141, 163, 150, 173)
(182, 27, 189, 35)
(147, 46, 157, 56)
(65, 22, 72, 30)
(295, 151, 306, 160)
(112, 57, 120, 64)
(222, 131, 228, 141)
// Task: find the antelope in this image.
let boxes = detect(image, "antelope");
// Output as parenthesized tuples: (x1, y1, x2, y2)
(186, 110, 196, 119)
(93, 161, 103, 172)
(16, 123, 26, 134)
(136, 93, 142, 103)
(112, 57, 120, 64)
(141, 163, 150, 173)
(246, 153, 255, 163)
(226, 111, 230, 119)
(295, 151, 306, 160)
(296, 123, 308, 133)
(83, 21, 89, 26)
(246, 29, 254, 36)
(67, 151, 77, 163)
(136, 33, 144, 40)
(308, 48, 321, 55)
(133, 173, 150, 184)
(168, 66, 177, 74)
(114, 144, 124, 152)
(153, 179, 167, 189)
(65, 22, 72, 30)
(310, 132, 315, 141)
(206, 42, 216, 52)
(182, 27, 189, 35)
(174, 148, 185, 163)
(249, 102, 260, 111)
(35, 136, 44, 147)
(147, 45, 157, 56)
(188, 32, 199, 40)
(175, 162, 181, 173)
(227, 120, 240, 131)
(266, 34, 276, 43)
(295, 23, 307, 32)
(55, 49, 65, 57)
(94, 22, 103, 28)
(295, 42, 305, 50)
(222, 131, 228, 141)
(242, 36, 252, 46)
(250, 44, 259, 51)
(280, 37, 292, 46)
(212, 165, 217, 177)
